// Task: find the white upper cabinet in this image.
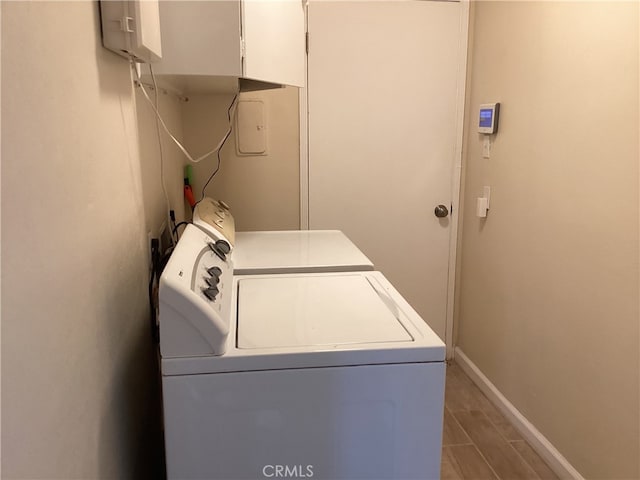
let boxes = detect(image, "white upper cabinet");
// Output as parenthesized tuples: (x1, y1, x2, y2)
(152, 0, 305, 92)
(242, 0, 305, 88)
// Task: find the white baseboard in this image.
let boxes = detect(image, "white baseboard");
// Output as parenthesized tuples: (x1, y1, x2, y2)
(454, 347, 584, 480)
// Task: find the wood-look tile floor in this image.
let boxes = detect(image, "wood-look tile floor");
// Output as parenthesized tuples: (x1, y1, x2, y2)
(442, 362, 559, 480)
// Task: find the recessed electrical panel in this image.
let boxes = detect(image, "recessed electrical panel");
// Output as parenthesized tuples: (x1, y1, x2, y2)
(235, 100, 268, 156)
(100, 0, 162, 63)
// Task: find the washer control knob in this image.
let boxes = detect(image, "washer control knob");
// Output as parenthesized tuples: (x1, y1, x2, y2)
(205, 276, 220, 287)
(207, 242, 227, 261)
(215, 240, 231, 254)
(207, 266, 223, 277)
(202, 287, 219, 301)
(219, 200, 230, 210)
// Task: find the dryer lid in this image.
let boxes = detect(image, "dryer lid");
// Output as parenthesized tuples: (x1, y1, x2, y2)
(236, 274, 413, 349)
(233, 230, 374, 274)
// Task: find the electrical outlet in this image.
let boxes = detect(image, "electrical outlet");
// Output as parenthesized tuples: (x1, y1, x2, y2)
(147, 230, 154, 271)
(159, 220, 174, 253)
(150, 237, 160, 280)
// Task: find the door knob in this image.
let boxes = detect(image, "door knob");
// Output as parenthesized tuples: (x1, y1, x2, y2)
(434, 205, 449, 218)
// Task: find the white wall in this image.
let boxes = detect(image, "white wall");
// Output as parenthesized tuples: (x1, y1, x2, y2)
(2, 2, 162, 477)
(135, 83, 188, 235)
(456, 2, 639, 478)
(181, 87, 300, 231)
(1, 3, 302, 476)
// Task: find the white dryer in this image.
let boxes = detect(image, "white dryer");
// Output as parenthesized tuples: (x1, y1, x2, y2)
(159, 225, 446, 480)
(233, 229, 373, 274)
(192, 198, 374, 274)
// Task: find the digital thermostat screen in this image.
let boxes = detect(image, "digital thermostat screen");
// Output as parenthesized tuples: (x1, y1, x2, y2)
(479, 109, 493, 128)
(478, 103, 500, 134)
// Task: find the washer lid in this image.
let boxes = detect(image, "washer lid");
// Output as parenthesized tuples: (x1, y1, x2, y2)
(237, 274, 413, 349)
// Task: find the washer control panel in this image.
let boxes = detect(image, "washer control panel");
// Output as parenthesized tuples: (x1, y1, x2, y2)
(159, 224, 234, 358)
(192, 197, 235, 247)
(195, 239, 232, 306)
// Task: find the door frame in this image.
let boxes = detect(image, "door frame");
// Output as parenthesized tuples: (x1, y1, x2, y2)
(299, 0, 470, 359)
(299, 0, 310, 230)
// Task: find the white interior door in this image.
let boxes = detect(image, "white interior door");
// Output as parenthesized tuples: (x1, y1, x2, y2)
(307, 1, 466, 343)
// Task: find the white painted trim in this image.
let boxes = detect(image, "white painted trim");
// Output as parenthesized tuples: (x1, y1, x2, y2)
(454, 347, 585, 480)
(445, 0, 470, 359)
(298, 86, 309, 230)
(298, 2, 309, 230)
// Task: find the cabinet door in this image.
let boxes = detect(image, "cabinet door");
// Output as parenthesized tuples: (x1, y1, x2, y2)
(242, 0, 305, 87)
(155, 0, 242, 77)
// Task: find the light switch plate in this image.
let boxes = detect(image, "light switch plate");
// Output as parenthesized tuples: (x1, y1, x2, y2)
(483, 186, 491, 209)
(482, 137, 491, 159)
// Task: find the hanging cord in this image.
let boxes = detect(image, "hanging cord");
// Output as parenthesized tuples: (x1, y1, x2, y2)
(199, 92, 238, 202)
(172, 221, 191, 237)
(149, 63, 171, 217)
(134, 64, 239, 164)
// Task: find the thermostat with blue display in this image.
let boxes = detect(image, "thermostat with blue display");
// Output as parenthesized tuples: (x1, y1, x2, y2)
(478, 103, 500, 134)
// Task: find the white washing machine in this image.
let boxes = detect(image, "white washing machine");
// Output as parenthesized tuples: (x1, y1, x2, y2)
(192, 198, 374, 274)
(159, 225, 446, 480)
